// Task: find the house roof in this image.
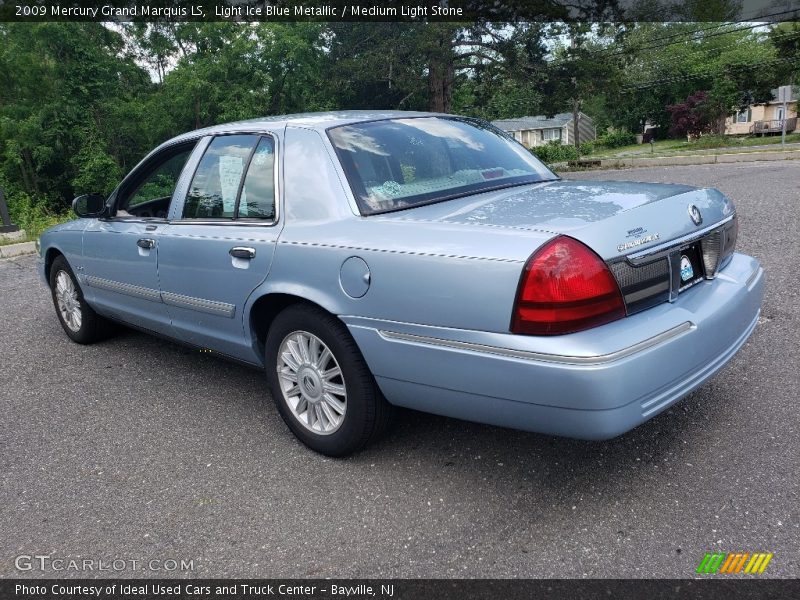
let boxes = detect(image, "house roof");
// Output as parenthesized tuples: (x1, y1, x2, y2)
(491, 113, 576, 131)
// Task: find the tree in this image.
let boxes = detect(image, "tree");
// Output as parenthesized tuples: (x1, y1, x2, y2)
(769, 21, 800, 85)
(0, 23, 151, 208)
(667, 91, 714, 138)
(534, 22, 625, 146)
(602, 22, 782, 136)
(324, 23, 430, 111)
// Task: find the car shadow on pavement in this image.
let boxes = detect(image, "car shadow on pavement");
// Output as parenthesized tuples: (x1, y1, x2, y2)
(105, 324, 733, 497)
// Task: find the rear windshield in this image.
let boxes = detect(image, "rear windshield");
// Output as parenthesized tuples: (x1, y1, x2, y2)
(327, 117, 557, 215)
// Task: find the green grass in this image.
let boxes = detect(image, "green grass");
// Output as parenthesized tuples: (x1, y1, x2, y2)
(585, 133, 800, 159)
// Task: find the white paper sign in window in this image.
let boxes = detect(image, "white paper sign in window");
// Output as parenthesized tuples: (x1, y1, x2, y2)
(219, 155, 244, 215)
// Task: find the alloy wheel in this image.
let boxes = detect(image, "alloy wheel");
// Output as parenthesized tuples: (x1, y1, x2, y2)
(277, 331, 347, 435)
(55, 271, 82, 332)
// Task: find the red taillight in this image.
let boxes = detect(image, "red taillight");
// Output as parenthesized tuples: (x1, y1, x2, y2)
(511, 236, 626, 335)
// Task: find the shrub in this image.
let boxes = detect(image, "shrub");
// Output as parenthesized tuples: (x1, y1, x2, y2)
(686, 134, 731, 149)
(579, 141, 598, 156)
(667, 91, 715, 138)
(531, 140, 580, 164)
(596, 130, 636, 149)
(4, 189, 71, 238)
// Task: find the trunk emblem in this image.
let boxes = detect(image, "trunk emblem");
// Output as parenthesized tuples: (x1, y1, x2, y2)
(688, 204, 703, 226)
(617, 233, 660, 253)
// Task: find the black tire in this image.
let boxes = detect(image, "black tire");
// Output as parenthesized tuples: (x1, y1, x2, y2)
(49, 256, 116, 344)
(265, 303, 393, 457)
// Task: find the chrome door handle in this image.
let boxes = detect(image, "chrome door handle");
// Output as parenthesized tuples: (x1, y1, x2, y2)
(229, 247, 256, 259)
(137, 238, 155, 249)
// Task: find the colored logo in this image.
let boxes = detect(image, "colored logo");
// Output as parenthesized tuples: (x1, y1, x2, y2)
(680, 255, 694, 282)
(696, 552, 773, 574)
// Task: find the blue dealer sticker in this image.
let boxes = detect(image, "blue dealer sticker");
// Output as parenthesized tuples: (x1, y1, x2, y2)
(680, 255, 694, 282)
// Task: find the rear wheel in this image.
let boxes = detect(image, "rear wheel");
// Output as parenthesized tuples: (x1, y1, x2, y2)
(49, 256, 115, 344)
(265, 304, 393, 456)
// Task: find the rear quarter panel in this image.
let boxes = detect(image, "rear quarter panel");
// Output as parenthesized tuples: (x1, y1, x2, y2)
(246, 125, 554, 333)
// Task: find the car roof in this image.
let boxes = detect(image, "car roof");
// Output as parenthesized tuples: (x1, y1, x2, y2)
(167, 110, 452, 145)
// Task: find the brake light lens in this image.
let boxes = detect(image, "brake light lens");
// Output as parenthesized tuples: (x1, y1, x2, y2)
(511, 236, 626, 335)
(720, 214, 738, 266)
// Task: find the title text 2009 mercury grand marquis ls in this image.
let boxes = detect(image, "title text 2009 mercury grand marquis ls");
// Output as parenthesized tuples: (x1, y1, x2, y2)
(39, 111, 764, 456)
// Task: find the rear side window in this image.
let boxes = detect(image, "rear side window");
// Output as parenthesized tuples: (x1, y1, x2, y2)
(238, 138, 276, 219)
(182, 134, 276, 221)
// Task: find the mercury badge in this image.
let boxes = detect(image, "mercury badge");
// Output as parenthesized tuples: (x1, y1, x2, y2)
(680, 255, 694, 282)
(688, 204, 703, 226)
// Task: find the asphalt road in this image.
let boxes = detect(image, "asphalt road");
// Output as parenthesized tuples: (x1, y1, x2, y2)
(1, 161, 798, 579)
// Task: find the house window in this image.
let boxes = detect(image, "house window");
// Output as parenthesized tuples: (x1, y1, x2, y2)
(542, 128, 562, 141)
(736, 109, 751, 123)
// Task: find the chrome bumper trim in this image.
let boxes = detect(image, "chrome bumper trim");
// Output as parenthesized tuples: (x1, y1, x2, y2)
(627, 214, 735, 264)
(377, 322, 695, 366)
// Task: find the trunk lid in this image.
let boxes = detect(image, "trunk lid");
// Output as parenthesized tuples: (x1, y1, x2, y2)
(375, 179, 735, 260)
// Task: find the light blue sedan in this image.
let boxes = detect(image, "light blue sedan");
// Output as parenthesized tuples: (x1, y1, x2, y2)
(39, 111, 764, 456)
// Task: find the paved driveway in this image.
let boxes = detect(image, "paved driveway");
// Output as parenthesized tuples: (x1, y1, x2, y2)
(1, 161, 797, 578)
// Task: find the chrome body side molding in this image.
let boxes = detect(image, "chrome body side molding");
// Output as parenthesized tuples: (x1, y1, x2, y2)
(84, 275, 235, 318)
(161, 291, 236, 318)
(85, 275, 162, 303)
(377, 321, 695, 366)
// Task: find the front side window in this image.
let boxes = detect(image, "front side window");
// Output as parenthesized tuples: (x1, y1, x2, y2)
(328, 117, 556, 215)
(182, 134, 276, 220)
(116, 145, 194, 219)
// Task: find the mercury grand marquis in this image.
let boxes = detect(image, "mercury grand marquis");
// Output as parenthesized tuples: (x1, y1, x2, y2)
(38, 111, 764, 456)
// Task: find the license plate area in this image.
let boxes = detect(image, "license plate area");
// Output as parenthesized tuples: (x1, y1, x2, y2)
(672, 242, 705, 294)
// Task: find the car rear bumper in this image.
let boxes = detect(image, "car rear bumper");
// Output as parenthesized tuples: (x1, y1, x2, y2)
(344, 252, 764, 440)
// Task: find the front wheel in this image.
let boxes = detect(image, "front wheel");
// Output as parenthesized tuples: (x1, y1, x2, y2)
(49, 256, 115, 344)
(265, 304, 393, 456)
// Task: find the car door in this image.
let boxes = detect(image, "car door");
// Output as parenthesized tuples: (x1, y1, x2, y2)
(157, 133, 282, 362)
(81, 142, 197, 335)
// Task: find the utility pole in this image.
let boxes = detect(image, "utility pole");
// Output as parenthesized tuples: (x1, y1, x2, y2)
(778, 85, 791, 146)
(572, 80, 580, 150)
(570, 33, 580, 149)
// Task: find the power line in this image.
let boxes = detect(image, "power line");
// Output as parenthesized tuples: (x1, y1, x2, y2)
(575, 9, 798, 58)
(595, 22, 763, 57)
(622, 56, 796, 91)
(625, 28, 800, 72)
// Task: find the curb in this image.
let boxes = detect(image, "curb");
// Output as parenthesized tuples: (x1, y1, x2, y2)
(560, 149, 800, 170)
(0, 241, 37, 259)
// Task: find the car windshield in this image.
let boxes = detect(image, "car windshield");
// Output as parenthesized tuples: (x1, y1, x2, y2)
(328, 117, 557, 215)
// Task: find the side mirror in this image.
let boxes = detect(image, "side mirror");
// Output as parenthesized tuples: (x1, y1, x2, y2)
(72, 194, 107, 218)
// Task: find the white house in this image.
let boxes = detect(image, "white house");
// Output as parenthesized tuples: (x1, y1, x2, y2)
(492, 112, 596, 148)
(725, 86, 798, 136)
